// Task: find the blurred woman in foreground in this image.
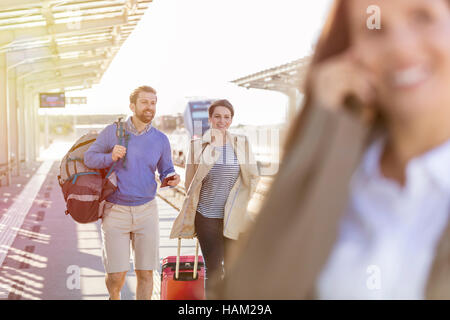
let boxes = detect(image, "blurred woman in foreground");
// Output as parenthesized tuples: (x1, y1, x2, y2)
(223, 0, 450, 299)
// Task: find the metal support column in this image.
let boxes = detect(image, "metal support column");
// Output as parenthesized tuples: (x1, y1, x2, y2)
(0, 53, 11, 185)
(17, 79, 27, 164)
(24, 89, 34, 161)
(8, 67, 19, 175)
(33, 92, 40, 159)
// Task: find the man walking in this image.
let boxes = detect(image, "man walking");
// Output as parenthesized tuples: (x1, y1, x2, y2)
(85, 85, 180, 300)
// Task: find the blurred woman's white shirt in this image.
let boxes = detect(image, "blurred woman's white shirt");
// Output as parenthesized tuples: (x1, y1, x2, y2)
(317, 136, 450, 300)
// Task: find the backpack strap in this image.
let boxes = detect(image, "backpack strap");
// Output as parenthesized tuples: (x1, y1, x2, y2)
(116, 117, 124, 145)
(122, 129, 130, 169)
(114, 117, 129, 169)
(104, 118, 125, 179)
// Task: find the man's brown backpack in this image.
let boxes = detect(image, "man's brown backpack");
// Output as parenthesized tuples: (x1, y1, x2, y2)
(57, 118, 129, 223)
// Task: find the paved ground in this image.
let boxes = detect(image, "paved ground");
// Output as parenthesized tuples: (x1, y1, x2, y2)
(0, 142, 196, 300)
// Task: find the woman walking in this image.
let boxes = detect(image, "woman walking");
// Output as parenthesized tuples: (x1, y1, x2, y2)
(170, 99, 259, 299)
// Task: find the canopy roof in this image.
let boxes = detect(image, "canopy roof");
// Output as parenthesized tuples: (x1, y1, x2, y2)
(231, 56, 311, 93)
(1, 0, 152, 92)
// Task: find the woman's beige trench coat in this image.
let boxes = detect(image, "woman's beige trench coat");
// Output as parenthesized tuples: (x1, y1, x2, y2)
(170, 129, 260, 240)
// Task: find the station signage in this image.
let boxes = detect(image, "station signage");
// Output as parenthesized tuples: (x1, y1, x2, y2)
(39, 92, 65, 108)
(66, 97, 87, 105)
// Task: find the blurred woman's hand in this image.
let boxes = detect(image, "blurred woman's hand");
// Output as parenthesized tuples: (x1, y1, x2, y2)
(310, 49, 377, 113)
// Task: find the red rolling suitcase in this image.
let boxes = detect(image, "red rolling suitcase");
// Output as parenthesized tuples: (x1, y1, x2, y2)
(161, 238, 205, 300)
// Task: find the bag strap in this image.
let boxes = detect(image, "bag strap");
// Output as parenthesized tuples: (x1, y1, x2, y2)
(113, 117, 129, 170)
(192, 141, 209, 174)
(104, 118, 126, 178)
(69, 138, 97, 153)
(115, 117, 124, 142)
(71, 172, 101, 184)
(122, 129, 130, 169)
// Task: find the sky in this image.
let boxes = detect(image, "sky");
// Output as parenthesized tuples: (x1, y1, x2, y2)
(52, 0, 333, 126)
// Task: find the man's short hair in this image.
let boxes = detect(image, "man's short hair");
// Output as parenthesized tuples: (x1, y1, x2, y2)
(208, 99, 234, 118)
(129, 85, 157, 105)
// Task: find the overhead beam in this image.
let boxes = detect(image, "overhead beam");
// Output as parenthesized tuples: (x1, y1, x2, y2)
(0, 15, 128, 47)
(26, 71, 100, 88)
(127, 0, 139, 11)
(7, 39, 119, 66)
(29, 76, 99, 92)
(59, 39, 120, 54)
(17, 54, 108, 80)
(24, 65, 103, 83)
(0, 0, 48, 11)
(0, 0, 152, 14)
(15, 49, 113, 73)
(41, 2, 55, 25)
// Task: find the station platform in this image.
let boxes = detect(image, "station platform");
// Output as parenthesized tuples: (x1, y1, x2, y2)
(0, 142, 196, 300)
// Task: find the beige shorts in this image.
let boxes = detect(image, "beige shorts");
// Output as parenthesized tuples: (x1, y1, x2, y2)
(101, 199, 160, 274)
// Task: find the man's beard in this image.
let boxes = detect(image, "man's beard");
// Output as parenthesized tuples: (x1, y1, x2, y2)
(136, 109, 154, 124)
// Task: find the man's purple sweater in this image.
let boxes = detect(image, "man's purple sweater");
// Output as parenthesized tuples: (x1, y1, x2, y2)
(84, 123, 175, 206)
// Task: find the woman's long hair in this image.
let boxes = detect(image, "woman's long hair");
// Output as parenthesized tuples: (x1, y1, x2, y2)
(283, 0, 353, 153)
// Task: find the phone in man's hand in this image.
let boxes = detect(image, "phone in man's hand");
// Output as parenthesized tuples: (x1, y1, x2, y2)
(160, 172, 177, 190)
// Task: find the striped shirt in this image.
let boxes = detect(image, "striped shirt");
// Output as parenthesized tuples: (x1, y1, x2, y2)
(197, 143, 241, 219)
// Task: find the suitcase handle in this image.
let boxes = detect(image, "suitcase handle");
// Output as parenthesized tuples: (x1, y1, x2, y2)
(175, 238, 200, 280)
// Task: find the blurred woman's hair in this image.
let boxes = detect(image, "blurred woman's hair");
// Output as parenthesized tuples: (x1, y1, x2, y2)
(284, 0, 352, 153)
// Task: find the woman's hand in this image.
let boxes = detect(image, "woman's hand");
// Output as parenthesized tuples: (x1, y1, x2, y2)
(310, 48, 377, 115)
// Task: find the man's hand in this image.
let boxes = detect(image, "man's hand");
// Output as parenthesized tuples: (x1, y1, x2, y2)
(166, 174, 180, 187)
(111, 145, 127, 162)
